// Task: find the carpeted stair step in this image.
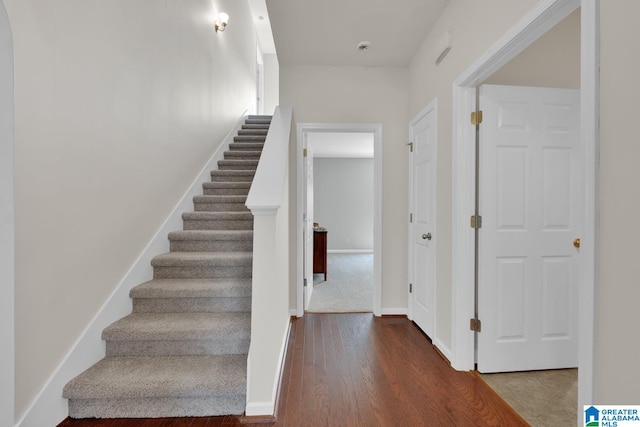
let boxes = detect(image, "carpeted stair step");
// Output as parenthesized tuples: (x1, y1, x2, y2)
(211, 170, 255, 182)
(244, 118, 271, 125)
(223, 150, 262, 160)
(233, 135, 266, 143)
(63, 354, 247, 418)
(241, 123, 270, 130)
(229, 142, 264, 152)
(102, 312, 250, 356)
(130, 278, 251, 313)
(247, 115, 272, 120)
(193, 195, 248, 212)
(217, 159, 259, 171)
(237, 129, 268, 136)
(202, 182, 251, 196)
(152, 252, 252, 279)
(182, 212, 254, 231)
(168, 230, 253, 252)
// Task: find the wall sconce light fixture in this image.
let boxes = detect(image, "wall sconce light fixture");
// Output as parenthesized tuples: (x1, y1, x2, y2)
(215, 12, 229, 33)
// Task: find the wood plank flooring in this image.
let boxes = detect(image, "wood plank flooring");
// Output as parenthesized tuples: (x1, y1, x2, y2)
(59, 314, 527, 427)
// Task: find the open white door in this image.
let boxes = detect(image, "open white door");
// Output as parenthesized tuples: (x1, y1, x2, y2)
(477, 84, 581, 372)
(408, 102, 437, 338)
(303, 147, 314, 309)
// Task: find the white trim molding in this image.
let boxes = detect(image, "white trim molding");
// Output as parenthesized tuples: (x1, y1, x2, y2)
(381, 308, 408, 316)
(578, 0, 599, 420)
(296, 123, 383, 317)
(450, 1, 598, 424)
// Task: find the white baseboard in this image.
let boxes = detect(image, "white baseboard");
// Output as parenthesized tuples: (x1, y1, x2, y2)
(381, 308, 408, 316)
(327, 249, 373, 254)
(15, 113, 248, 427)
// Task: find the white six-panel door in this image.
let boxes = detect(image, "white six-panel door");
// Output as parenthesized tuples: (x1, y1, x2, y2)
(409, 102, 437, 338)
(477, 85, 581, 372)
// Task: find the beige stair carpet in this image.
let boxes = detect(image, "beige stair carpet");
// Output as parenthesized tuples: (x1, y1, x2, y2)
(63, 115, 272, 418)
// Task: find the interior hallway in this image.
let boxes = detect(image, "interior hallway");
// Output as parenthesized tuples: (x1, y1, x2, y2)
(60, 314, 527, 427)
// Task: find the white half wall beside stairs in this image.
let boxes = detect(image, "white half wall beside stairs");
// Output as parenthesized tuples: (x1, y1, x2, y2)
(16, 114, 248, 427)
(245, 107, 292, 417)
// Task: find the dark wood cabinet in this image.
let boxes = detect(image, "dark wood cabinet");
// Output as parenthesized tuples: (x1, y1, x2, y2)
(313, 229, 327, 281)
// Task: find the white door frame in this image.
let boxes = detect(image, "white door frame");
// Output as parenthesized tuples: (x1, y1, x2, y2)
(450, 0, 598, 416)
(0, 0, 14, 424)
(296, 123, 383, 317)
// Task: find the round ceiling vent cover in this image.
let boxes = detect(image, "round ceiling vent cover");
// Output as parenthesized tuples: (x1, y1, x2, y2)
(357, 41, 371, 53)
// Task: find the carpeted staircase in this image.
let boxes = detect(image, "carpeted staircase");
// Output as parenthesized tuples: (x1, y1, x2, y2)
(63, 115, 272, 418)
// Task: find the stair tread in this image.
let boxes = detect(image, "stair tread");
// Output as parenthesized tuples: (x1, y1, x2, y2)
(168, 230, 253, 241)
(218, 159, 259, 164)
(131, 278, 251, 299)
(193, 195, 247, 202)
(203, 182, 252, 188)
(151, 252, 252, 267)
(63, 354, 246, 399)
(182, 212, 253, 220)
(210, 170, 255, 175)
(103, 312, 250, 341)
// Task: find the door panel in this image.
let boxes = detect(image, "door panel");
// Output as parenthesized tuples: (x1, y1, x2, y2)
(477, 84, 580, 373)
(304, 148, 314, 308)
(409, 103, 437, 338)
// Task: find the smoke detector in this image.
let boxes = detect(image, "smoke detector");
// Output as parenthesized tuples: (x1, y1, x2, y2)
(357, 41, 371, 53)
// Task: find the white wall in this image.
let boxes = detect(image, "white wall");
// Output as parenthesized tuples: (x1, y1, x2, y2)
(281, 65, 408, 311)
(597, 0, 640, 403)
(4, 0, 258, 420)
(314, 158, 373, 251)
(408, 0, 538, 351)
(263, 53, 279, 115)
(0, 1, 14, 425)
(485, 8, 580, 88)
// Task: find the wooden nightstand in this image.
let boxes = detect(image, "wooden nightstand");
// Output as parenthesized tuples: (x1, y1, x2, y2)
(313, 229, 327, 281)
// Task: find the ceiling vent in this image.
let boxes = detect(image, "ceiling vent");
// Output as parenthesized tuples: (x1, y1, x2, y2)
(357, 41, 371, 53)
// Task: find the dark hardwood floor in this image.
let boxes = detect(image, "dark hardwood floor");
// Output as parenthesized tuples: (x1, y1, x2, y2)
(59, 314, 527, 427)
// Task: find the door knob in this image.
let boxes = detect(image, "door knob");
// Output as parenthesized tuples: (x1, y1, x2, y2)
(573, 238, 581, 249)
(422, 233, 432, 240)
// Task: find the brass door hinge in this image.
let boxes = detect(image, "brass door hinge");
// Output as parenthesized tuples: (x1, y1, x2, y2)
(410, 213, 413, 223)
(470, 318, 482, 332)
(470, 215, 482, 229)
(408, 142, 414, 152)
(303, 148, 308, 157)
(409, 283, 413, 293)
(471, 111, 483, 125)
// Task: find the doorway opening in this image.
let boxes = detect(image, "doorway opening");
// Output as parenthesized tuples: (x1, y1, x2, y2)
(451, 0, 598, 423)
(296, 123, 382, 317)
(306, 132, 374, 313)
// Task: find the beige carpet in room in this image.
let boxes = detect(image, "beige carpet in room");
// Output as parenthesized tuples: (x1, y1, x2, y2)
(479, 368, 578, 426)
(307, 253, 373, 313)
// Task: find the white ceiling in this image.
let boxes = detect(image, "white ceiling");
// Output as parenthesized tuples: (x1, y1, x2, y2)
(265, 0, 450, 67)
(308, 132, 374, 158)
